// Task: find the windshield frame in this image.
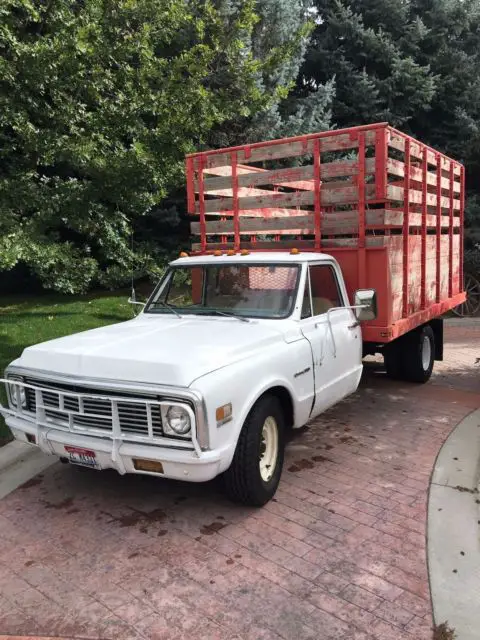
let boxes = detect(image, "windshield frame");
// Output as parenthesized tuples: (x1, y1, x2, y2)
(144, 261, 302, 320)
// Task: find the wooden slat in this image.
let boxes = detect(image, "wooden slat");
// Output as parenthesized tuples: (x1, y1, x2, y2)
(201, 208, 312, 218)
(198, 190, 315, 213)
(386, 158, 461, 193)
(192, 215, 313, 235)
(197, 130, 377, 169)
(190, 211, 461, 237)
(197, 183, 378, 214)
(202, 164, 314, 191)
(192, 236, 395, 252)
(387, 185, 461, 211)
(204, 185, 276, 198)
(388, 132, 461, 176)
(197, 158, 377, 194)
(192, 240, 316, 251)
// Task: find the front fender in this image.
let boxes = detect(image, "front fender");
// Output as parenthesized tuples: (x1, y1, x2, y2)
(190, 340, 313, 471)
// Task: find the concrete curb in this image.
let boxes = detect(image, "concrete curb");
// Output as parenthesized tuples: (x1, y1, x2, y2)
(444, 317, 480, 327)
(428, 408, 480, 639)
(0, 440, 56, 500)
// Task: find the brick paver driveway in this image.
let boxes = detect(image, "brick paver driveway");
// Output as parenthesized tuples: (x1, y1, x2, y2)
(0, 323, 479, 640)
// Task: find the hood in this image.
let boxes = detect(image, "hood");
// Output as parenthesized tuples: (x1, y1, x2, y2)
(17, 315, 287, 387)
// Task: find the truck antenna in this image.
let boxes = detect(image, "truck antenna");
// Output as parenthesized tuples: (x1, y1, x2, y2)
(130, 227, 136, 305)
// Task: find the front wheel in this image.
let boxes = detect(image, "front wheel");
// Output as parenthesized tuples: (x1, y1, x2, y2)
(223, 395, 285, 506)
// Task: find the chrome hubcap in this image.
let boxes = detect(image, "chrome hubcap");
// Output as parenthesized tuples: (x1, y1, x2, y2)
(259, 416, 279, 482)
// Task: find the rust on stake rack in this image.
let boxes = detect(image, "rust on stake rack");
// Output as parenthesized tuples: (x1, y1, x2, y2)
(185, 122, 465, 344)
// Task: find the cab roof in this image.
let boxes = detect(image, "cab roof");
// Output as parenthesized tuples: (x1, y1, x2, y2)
(171, 252, 334, 266)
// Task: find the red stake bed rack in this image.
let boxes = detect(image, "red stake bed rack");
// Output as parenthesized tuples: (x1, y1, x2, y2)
(185, 122, 466, 343)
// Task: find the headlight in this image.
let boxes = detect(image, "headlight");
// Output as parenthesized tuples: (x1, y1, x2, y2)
(163, 405, 191, 436)
(7, 375, 27, 409)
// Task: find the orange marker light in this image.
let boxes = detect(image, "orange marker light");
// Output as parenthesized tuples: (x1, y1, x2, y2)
(240, 249, 250, 256)
(290, 248, 300, 255)
(214, 250, 222, 256)
(216, 403, 232, 426)
(227, 249, 235, 256)
(179, 251, 189, 258)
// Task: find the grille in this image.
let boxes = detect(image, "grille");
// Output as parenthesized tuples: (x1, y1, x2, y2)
(23, 378, 163, 439)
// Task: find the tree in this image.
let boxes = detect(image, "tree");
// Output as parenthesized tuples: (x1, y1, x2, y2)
(301, 0, 437, 129)
(136, 0, 336, 286)
(206, 0, 334, 149)
(301, 0, 480, 242)
(0, 0, 302, 293)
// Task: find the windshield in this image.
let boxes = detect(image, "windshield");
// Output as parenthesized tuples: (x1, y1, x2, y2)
(145, 263, 300, 319)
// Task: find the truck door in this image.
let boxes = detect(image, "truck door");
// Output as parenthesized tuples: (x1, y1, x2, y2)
(300, 262, 362, 417)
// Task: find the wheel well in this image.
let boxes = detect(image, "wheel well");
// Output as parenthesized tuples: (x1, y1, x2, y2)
(262, 386, 294, 430)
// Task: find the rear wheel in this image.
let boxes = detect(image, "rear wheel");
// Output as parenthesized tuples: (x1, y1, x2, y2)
(223, 395, 285, 506)
(383, 325, 435, 383)
(401, 325, 435, 383)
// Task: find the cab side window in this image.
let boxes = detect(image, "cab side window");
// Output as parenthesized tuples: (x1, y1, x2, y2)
(301, 279, 312, 319)
(309, 265, 343, 317)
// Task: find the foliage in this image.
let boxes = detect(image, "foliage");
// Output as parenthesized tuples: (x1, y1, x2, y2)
(0, 290, 135, 443)
(301, 0, 480, 230)
(0, 0, 298, 293)
(207, 0, 334, 148)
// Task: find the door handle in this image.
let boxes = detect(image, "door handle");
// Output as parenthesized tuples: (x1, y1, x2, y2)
(348, 322, 360, 330)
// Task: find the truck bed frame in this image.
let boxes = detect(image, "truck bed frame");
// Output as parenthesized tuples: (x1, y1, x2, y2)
(185, 122, 465, 343)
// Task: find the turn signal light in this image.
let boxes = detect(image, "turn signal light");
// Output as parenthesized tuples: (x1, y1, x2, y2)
(133, 459, 164, 474)
(216, 403, 233, 426)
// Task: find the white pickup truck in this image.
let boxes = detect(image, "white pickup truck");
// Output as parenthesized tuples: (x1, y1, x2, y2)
(1, 252, 376, 505)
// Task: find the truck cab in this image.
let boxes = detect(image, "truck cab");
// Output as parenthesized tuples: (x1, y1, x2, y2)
(1, 252, 375, 506)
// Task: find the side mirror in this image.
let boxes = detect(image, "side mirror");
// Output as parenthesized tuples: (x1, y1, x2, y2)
(354, 289, 377, 322)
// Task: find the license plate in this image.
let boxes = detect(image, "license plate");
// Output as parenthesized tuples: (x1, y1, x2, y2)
(64, 445, 98, 469)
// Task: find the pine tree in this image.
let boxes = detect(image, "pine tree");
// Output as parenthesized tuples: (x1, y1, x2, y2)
(301, 0, 480, 242)
(301, 0, 436, 129)
(207, 0, 334, 148)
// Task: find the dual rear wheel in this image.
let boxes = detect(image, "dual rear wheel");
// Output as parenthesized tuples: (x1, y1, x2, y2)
(384, 325, 435, 383)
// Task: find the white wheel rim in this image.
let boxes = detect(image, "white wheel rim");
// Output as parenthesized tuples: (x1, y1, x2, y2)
(422, 335, 431, 371)
(259, 416, 278, 482)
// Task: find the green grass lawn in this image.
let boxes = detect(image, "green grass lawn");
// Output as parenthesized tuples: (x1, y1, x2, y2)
(0, 291, 135, 445)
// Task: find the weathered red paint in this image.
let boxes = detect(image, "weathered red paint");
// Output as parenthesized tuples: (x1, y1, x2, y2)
(197, 154, 206, 253)
(421, 149, 428, 309)
(186, 156, 195, 214)
(460, 164, 466, 287)
(402, 139, 411, 317)
(375, 127, 387, 199)
(435, 156, 442, 303)
(185, 123, 465, 344)
(357, 132, 367, 289)
(449, 163, 455, 297)
(231, 152, 240, 250)
(313, 139, 321, 250)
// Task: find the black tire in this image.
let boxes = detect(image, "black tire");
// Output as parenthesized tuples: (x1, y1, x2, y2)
(401, 325, 435, 383)
(223, 395, 285, 507)
(383, 339, 405, 380)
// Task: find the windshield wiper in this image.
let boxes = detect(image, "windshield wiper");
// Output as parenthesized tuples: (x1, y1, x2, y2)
(209, 310, 250, 323)
(152, 301, 182, 319)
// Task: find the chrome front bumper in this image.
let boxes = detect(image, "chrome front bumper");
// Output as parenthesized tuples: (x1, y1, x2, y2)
(1, 373, 223, 482)
(4, 414, 223, 482)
